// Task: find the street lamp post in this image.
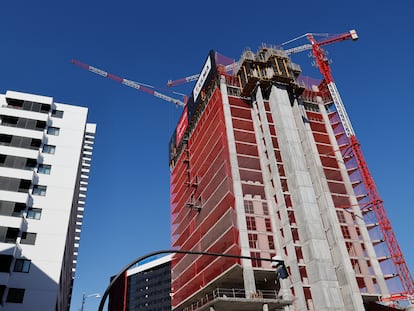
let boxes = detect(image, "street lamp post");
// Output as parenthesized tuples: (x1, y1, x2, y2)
(97, 249, 287, 311)
(80, 292, 100, 311)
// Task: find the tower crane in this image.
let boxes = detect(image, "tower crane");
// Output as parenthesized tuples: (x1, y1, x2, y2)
(166, 62, 235, 87)
(166, 30, 358, 88)
(299, 30, 414, 301)
(71, 59, 186, 107)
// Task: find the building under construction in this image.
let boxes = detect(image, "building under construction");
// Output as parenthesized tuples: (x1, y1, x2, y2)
(168, 31, 413, 311)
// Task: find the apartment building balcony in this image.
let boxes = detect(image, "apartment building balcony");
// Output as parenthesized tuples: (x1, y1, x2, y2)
(181, 288, 292, 311)
(0, 190, 31, 205)
(0, 104, 49, 123)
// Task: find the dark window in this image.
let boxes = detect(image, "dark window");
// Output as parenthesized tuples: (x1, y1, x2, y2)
(0, 201, 25, 217)
(0, 155, 37, 170)
(0, 134, 41, 150)
(0, 134, 12, 145)
(35, 120, 46, 130)
(341, 226, 351, 239)
(262, 202, 269, 215)
(244, 200, 254, 214)
(6, 98, 50, 114)
(0, 177, 30, 192)
(12, 203, 26, 217)
(1, 115, 18, 126)
(30, 138, 42, 149)
(0, 285, 5, 303)
(6, 98, 23, 109)
(248, 233, 258, 248)
(246, 216, 256, 231)
(32, 185, 47, 196)
(51, 109, 64, 118)
(40, 103, 50, 113)
(27, 208, 41, 220)
(268, 236, 275, 249)
(14, 259, 31, 273)
(25, 158, 37, 170)
(0, 115, 46, 131)
(47, 127, 60, 136)
(42, 144, 56, 154)
(337, 210, 346, 223)
(3, 227, 19, 243)
(6, 288, 25, 303)
(20, 232, 36, 245)
(250, 252, 262, 268)
(18, 180, 31, 192)
(37, 164, 51, 175)
(265, 218, 272, 232)
(0, 255, 13, 272)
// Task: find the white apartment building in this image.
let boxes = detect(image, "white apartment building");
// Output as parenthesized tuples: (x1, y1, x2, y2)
(0, 90, 96, 310)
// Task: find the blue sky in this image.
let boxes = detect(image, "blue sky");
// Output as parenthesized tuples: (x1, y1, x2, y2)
(1, 1, 413, 310)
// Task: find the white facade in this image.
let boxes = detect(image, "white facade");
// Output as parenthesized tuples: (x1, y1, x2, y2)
(0, 90, 96, 310)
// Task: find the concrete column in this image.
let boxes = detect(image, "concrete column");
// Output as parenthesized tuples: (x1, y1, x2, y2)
(252, 86, 303, 308)
(269, 84, 345, 311)
(293, 93, 366, 311)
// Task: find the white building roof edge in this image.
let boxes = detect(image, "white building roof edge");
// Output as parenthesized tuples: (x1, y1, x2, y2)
(127, 254, 172, 276)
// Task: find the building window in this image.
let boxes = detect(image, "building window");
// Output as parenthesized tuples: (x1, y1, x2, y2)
(27, 208, 42, 220)
(244, 200, 254, 214)
(341, 226, 351, 239)
(262, 202, 269, 215)
(37, 164, 51, 175)
(0, 201, 25, 217)
(4, 227, 19, 243)
(14, 259, 31, 273)
(20, 232, 36, 245)
(0, 255, 13, 272)
(51, 109, 64, 118)
(336, 210, 346, 223)
(265, 218, 272, 232)
(246, 216, 256, 231)
(35, 120, 47, 131)
(250, 252, 262, 268)
(268, 236, 275, 249)
(47, 127, 60, 136)
(6, 288, 25, 303)
(248, 233, 258, 248)
(32, 185, 47, 196)
(42, 144, 56, 154)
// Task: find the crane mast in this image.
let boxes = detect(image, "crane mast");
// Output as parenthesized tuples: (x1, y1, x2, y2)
(306, 31, 414, 299)
(71, 59, 185, 107)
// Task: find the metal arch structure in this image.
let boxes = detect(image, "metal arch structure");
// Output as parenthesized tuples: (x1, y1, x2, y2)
(97, 249, 287, 311)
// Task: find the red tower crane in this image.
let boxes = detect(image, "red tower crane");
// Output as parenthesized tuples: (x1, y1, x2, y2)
(71, 59, 186, 107)
(166, 62, 235, 87)
(299, 30, 414, 301)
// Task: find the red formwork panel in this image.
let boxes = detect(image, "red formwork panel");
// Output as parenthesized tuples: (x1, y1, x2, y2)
(171, 88, 242, 306)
